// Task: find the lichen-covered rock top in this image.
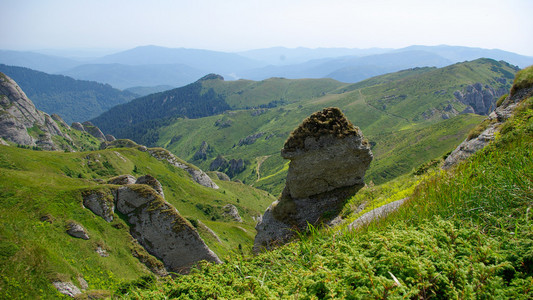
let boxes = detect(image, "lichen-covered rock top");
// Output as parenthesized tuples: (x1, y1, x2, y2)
(282, 107, 361, 153)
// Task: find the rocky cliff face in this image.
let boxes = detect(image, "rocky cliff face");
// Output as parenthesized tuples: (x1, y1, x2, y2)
(0, 72, 69, 150)
(82, 174, 221, 274)
(443, 80, 533, 169)
(254, 107, 373, 252)
(454, 83, 507, 115)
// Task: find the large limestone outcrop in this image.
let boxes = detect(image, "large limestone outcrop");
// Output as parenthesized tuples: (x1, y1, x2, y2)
(254, 107, 373, 252)
(82, 174, 222, 274)
(115, 184, 222, 273)
(0, 72, 69, 150)
(454, 83, 507, 115)
(82, 121, 106, 141)
(443, 81, 533, 169)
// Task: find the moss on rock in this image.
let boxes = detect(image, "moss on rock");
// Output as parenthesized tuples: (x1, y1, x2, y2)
(283, 107, 359, 151)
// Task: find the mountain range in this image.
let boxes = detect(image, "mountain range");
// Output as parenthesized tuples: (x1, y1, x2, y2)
(1, 45, 531, 90)
(90, 58, 517, 195)
(1, 39, 532, 298)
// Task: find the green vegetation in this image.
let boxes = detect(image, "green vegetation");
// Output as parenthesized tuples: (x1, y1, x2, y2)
(148, 59, 510, 194)
(115, 80, 533, 300)
(510, 66, 533, 97)
(0, 145, 274, 298)
(0, 64, 137, 123)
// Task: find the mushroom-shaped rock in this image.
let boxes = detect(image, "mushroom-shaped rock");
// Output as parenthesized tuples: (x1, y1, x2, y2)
(115, 184, 221, 273)
(254, 107, 373, 252)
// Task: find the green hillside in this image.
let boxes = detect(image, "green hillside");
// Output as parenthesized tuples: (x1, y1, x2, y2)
(115, 66, 533, 299)
(152, 59, 513, 194)
(0, 145, 274, 298)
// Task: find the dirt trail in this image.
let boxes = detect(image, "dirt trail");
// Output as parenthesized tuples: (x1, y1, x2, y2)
(255, 155, 271, 181)
(358, 89, 411, 123)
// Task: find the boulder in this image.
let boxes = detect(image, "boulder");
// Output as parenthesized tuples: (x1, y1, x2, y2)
(254, 107, 373, 252)
(51, 114, 70, 129)
(82, 121, 106, 141)
(82, 189, 115, 222)
(66, 221, 90, 240)
(223, 204, 243, 222)
(105, 134, 116, 142)
(107, 174, 137, 185)
(147, 148, 219, 189)
(71, 122, 85, 132)
(52, 281, 82, 298)
(135, 174, 164, 197)
(212, 171, 230, 181)
(115, 184, 221, 273)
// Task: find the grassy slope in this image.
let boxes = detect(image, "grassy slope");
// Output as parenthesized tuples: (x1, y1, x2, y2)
(0, 146, 274, 298)
(121, 73, 533, 300)
(158, 59, 512, 195)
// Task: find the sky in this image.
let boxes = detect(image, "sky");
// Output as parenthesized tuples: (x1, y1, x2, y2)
(1, 0, 532, 56)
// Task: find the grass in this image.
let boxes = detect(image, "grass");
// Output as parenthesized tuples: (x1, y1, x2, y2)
(155, 59, 514, 195)
(0, 145, 274, 298)
(510, 66, 533, 97)
(116, 80, 532, 299)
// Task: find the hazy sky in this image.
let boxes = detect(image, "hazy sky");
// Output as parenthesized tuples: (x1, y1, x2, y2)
(1, 0, 532, 55)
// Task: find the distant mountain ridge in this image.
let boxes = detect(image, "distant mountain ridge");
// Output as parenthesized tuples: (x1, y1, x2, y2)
(1, 45, 531, 91)
(89, 59, 517, 195)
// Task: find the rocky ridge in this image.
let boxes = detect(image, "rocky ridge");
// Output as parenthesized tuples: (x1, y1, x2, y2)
(82, 174, 221, 274)
(443, 78, 533, 169)
(254, 107, 373, 252)
(454, 82, 508, 115)
(100, 140, 219, 189)
(0, 72, 69, 150)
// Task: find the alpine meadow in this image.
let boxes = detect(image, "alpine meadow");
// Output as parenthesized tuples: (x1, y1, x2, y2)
(1, 6, 533, 297)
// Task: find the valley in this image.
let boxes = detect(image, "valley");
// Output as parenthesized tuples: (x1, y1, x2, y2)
(0, 51, 531, 298)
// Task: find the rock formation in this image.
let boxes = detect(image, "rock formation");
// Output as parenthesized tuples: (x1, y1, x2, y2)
(115, 184, 221, 273)
(100, 140, 219, 189)
(444, 79, 533, 169)
(147, 147, 219, 189)
(223, 204, 243, 222)
(193, 141, 211, 160)
(66, 221, 90, 240)
(82, 174, 222, 274)
(135, 174, 164, 197)
(71, 122, 85, 132)
(0, 72, 70, 150)
(107, 174, 137, 185)
(82, 189, 115, 222)
(254, 107, 373, 252)
(454, 83, 507, 115)
(82, 121, 106, 141)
